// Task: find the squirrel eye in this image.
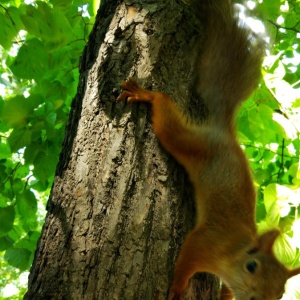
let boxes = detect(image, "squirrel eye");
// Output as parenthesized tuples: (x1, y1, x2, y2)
(246, 261, 257, 273)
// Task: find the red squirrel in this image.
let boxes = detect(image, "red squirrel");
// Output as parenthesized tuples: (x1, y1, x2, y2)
(118, 0, 300, 299)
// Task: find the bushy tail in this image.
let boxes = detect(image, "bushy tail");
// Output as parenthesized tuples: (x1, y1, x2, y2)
(192, 0, 264, 126)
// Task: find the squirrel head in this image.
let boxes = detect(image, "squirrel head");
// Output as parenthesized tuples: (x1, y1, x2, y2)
(223, 229, 300, 300)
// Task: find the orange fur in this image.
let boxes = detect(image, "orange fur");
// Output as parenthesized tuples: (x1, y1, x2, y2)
(118, 1, 300, 299)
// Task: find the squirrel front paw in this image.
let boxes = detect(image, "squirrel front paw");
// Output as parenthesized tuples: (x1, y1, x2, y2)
(118, 77, 154, 103)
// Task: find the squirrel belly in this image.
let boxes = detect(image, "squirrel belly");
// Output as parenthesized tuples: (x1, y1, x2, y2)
(118, 0, 300, 299)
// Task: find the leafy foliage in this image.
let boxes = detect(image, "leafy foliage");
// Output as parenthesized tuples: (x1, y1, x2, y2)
(0, 0, 96, 298)
(0, 0, 299, 299)
(237, 1, 300, 298)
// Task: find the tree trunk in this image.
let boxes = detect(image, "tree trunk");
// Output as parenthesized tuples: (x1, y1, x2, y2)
(25, 0, 220, 299)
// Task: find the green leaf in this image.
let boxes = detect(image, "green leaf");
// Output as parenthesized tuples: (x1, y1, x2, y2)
(33, 151, 58, 183)
(28, 230, 41, 245)
(1, 95, 33, 128)
(9, 38, 49, 81)
(0, 141, 11, 159)
(29, 178, 51, 192)
(46, 111, 57, 126)
(263, 184, 281, 226)
(19, 3, 41, 36)
(6, 6, 24, 32)
(20, 1, 73, 50)
(254, 169, 271, 185)
(256, 200, 267, 223)
(0, 0, 95, 289)
(12, 178, 25, 194)
(257, 0, 281, 20)
(0, 206, 15, 236)
(4, 247, 31, 271)
(289, 163, 300, 185)
(274, 233, 297, 265)
(15, 232, 39, 252)
(16, 189, 39, 232)
(24, 142, 42, 164)
(0, 235, 14, 251)
(272, 112, 297, 140)
(16, 189, 37, 218)
(14, 164, 30, 179)
(8, 128, 32, 152)
(0, 6, 23, 49)
(19, 216, 38, 232)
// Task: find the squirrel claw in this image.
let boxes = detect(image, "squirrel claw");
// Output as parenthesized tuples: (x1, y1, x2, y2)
(118, 77, 154, 103)
(118, 77, 140, 102)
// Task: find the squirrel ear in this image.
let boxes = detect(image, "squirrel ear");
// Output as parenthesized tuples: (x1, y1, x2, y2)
(288, 266, 300, 278)
(257, 229, 280, 253)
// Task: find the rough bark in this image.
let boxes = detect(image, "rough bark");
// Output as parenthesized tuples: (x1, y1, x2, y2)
(25, 0, 220, 299)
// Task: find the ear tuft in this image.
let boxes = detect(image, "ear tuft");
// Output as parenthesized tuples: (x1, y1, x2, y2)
(257, 229, 280, 253)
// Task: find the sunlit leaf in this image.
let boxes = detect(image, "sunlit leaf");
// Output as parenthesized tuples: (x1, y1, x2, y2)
(263, 184, 281, 226)
(274, 233, 297, 265)
(272, 112, 297, 140)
